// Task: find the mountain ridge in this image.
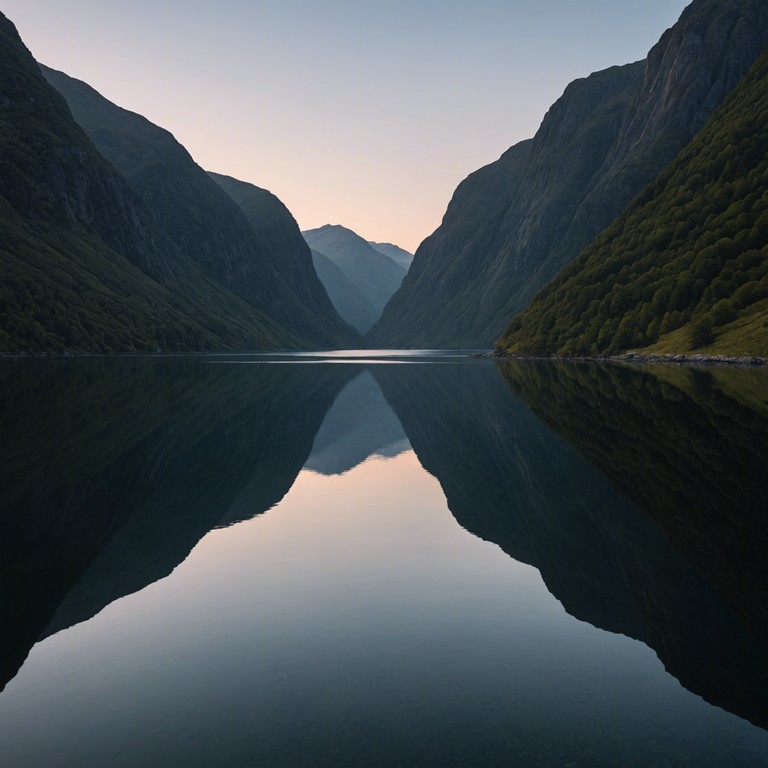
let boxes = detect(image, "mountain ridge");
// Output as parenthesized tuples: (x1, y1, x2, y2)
(367, 241, 414, 270)
(40, 64, 358, 349)
(369, 0, 768, 349)
(0, 12, 299, 353)
(302, 224, 407, 331)
(309, 249, 381, 333)
(499, 40, 768, 357)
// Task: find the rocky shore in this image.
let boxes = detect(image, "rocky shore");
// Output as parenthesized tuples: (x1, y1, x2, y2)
(473, 351, 768, 367)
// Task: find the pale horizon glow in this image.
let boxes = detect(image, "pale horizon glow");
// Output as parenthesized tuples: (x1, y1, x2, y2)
(3, 1, 690, 252)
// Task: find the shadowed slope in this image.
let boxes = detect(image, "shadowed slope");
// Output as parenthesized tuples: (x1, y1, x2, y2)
(209, 172, 361, 346)
(371, 0, 768, 348)
(303, 224, 406, 314)
(41, 66, 357, 349)
(499, 44, 768, 357)
(0, 12, 292, 353)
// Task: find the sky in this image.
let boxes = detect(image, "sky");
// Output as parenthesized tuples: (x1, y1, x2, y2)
(3, 1, 690, 252)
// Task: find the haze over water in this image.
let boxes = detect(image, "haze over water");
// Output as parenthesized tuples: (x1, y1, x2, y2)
(1, 353, 767, 766)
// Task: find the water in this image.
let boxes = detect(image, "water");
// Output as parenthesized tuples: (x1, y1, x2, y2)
(1, 353, 767, 766)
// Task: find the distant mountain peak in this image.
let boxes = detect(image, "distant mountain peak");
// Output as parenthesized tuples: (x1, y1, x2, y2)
(302, 223, 407, 331)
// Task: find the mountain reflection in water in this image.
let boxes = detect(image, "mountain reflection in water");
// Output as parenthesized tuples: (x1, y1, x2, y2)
(0, 357, 355, 688)
(0, 354, 767, 765)
(375, 360, 768, 730)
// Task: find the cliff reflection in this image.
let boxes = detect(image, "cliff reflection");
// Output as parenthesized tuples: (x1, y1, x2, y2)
(2, 356, 767, 734)
(0, 357, 353, 690)
(500, 361, 768, 650)
(374, 361, 768, 730)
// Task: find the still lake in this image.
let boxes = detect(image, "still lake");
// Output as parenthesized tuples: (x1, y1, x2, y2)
(1, 352, 767, 767)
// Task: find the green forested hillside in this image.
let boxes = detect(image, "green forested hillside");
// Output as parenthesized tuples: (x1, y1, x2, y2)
(0, 12, 295, 354)
(499, 44, 768, 358)
(0, 199, 291, 354)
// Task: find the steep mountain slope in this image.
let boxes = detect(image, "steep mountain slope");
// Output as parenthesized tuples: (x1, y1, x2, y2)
(302, 224, 407, 313)
(208, 172, 361, 344)
(0, 12, 292, 353)
(41, 66, 358, 349)
(499, 43, 768, 357)
(367, 241, 414, 270)
(310, 250, 380, 333)
(370, 0, 768, 348)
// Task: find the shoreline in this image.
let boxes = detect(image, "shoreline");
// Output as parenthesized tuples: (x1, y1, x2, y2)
(3, 350, 767, 367)
(475, 351, 768, 367)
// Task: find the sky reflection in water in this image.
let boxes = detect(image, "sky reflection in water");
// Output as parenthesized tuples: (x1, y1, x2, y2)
(0, 356, 766, 767)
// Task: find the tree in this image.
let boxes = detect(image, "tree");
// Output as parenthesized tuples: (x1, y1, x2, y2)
(689, 315, 714, 348)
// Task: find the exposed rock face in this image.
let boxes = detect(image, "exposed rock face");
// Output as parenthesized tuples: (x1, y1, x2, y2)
(0, 15, 170, 280)
(499, 42, 768, 357)
(41, 66, 359, 349)
(370, 0, 768, 348)
(209, 172, 361, 345)
(566, 0, 768, 255)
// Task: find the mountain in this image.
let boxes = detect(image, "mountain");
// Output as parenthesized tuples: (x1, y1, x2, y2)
(310, 250, 381, 333)
(40, 66, 358, 349)
(499, 42, 768, 357)
(302, 224, 407, 315)
(367, 241, 414, 270)
(369, 0, 768, 348)
(374, 361, 768, 730)
(0, 12, 297, 353)
(207, 172, 361, 344)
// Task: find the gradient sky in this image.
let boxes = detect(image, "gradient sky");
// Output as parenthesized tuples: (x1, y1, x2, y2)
(4, 1, 690, 251)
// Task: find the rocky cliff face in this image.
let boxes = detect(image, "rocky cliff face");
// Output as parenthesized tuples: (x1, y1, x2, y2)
(499, 39, 768, 357)
(369, 0, 768, 348)
(41, 66, 359, 349)
(209, 172, 361, 345)
(0, 14, 174, 280)
(565, 0, 768, 256)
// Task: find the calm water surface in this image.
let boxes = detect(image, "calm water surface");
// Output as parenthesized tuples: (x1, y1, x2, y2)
(1, 353, 767, 766)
